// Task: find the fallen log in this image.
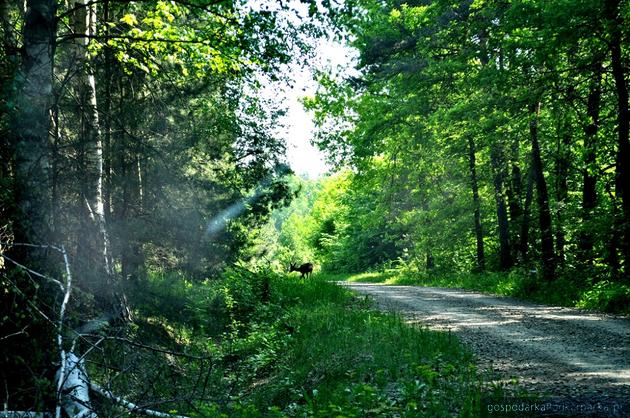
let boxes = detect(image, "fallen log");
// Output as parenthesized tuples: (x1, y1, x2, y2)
(89, 384, 189, 418)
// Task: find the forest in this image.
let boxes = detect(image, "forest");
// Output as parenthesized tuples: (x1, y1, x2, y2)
(1, 0, 629, 417)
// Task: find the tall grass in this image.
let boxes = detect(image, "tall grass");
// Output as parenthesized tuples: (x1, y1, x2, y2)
(117, 270, 485, 416)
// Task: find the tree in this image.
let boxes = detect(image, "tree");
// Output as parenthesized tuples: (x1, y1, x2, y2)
(604, 0, 630, 277)
(1, 0, 313, 411)
(11, 0, 55, 261)
(307, 0, 630, 281)
(70, 0, 115, 307)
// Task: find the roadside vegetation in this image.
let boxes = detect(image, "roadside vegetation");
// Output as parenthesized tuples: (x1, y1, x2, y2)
(323, 271, 630, 316)
(86, 269, 486, 417)
(3, 0, 630, 415)
(268, 173, 630, 316)
(274, 0, 630, 317)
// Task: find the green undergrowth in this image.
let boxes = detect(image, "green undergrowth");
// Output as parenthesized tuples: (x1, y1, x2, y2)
(90, 268, 491, 417)
(332, 269, 630, 315)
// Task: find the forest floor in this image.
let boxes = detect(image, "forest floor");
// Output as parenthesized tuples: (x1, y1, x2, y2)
(343, 283, 630, 417)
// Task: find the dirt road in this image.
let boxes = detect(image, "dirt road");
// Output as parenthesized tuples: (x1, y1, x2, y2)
(344, 283, 630, 416)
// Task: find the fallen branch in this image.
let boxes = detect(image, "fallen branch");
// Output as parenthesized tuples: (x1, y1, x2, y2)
(0, 253, 64, 291)
(56, 245, 78, 418)
(3, 242, 190, 417)
(56, 353, 98, 418)
(0, 325, 29, 342)
(89, 384, 190, 418)
(82, 335, 213, 361)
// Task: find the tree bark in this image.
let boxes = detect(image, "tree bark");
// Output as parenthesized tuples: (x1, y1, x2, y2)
(554, 120, 571, 266)
(606, 0, 630, 277)
(103, 0, 113, 222)
(490, 141, 512, 270)
(426, 249, 435, 270)
(467, 135, 485, 271)
(519, 165, 535, 263)
(606, 184, 621, 277)
(506, 143, 523, 263)
(578, 65, 602, 264)
(11, 0, 56, 257)
(529, 102, 555, 280)
(71, 0, 115, 302)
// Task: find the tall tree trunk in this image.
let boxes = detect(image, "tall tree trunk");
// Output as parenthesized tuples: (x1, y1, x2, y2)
(72, 0, 115, 304)
(120, 155, 145, 282)
(529, 102, 555, 280)
(11, 0, 56, 259)
(4, 1, 56, 402)
(479, 33, 511, 270)
(490, 141, 512, 270)
(578, 65, 602, 263)
(50, 96, 60, 237)
(606, 0, 630, 277)
(467, 135, 485, 271)
(519, 165, 535, 263)
(426, 249, 435, 270)
(103, 0, 113, 222)
(1, 0, 19, 219)
(606, 184, 621, 277)
(554, 120, 571, 266)
(506, 141, 523, 262)
(112, 78, 145, 282)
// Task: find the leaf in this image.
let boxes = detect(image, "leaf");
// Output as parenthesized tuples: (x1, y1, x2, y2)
(120, 13, 138, 26)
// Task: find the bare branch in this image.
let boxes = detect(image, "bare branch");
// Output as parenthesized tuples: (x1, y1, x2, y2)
(58, 33, 217, 46)
(0, 241, 64, 252)
(90, 384, 190, 418)
(0, 253, 64, 292)
(0, 412, 53, 417)
(82, 335, 213, 360)
(56, 0, 231, 21)
(0, 325, 30, 342)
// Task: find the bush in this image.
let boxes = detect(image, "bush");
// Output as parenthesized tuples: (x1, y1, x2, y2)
(576, 281, 630, 314)
(117, 268, 485, 416)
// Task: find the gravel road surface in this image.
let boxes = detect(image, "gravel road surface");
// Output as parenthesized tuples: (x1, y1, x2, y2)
(343, 283, 630, 417)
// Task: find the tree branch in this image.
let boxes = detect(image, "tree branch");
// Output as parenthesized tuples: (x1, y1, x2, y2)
(82, 335, 213, 361)
(89, 384, 190, 418)
(56, 0, 230, 21)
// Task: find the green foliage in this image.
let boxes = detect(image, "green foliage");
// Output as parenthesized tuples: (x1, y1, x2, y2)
(258, 304, 479, 417)
(299, 0, 630, 285)
(262, 173, 352, 270)
(107, 268, 484, 416)
(336, 267, 630, 315)
(577, 281, 630, 314)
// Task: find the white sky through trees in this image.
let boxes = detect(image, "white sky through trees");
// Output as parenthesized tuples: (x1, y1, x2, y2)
(249, 0, 357, 178)
(281, 39, 354, 179)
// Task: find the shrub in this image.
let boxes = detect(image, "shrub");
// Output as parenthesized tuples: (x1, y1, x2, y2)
(576, 281, 630, 314)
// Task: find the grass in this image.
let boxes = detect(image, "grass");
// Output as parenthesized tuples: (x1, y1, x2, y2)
(90, 269, 490, 417)
(247, 277, 483, 417)
(326, 268, 630, 315)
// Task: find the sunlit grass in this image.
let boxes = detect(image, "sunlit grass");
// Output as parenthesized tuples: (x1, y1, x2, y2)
(126, 270, 486, 416)
(243, 274, 483, 417)
(317, 270, 399, 283)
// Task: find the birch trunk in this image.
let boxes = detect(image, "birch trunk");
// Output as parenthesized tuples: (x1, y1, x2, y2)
(71, 0, 112, 287)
